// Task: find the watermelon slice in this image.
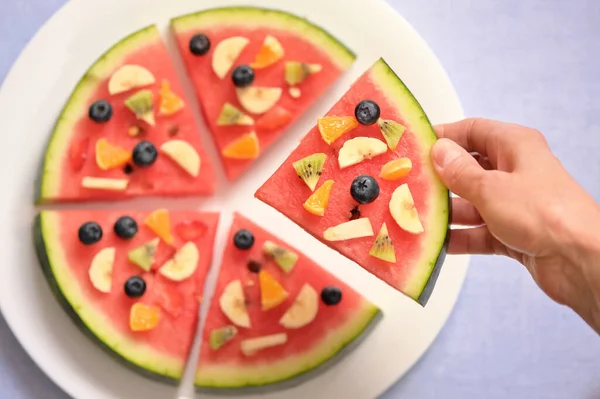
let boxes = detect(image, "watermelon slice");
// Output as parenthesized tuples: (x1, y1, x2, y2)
(37, 25, 217, 204)
(171, 6, 356, 181)
(255, 58, 450, 305)
(195, 212, 380, 390)
(33, 209, 219, 381)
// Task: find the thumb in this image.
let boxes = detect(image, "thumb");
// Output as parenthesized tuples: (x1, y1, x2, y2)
(431, 138, 487, 203)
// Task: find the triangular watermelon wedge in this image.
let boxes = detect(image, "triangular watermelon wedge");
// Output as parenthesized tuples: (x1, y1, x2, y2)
(195, 212, 380, 390)
(255, 58, 450, 305)
(33, 209, 219, 382)
(171, 7, 356, 181)
(37, 25, 217, 204)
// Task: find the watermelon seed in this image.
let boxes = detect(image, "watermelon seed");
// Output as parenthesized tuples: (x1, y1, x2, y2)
(247, 260, 262, 273)
(168, 125, 179, 137)
(349, 206, 361, 221)
(123, 164, 134, 175)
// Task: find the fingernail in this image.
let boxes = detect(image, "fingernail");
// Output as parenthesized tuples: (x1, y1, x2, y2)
(433, 139, 462, 168)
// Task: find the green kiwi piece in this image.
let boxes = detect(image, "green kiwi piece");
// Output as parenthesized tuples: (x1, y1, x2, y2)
(125, 89, 155, 125)
(292, 153, 327, 191)
(209, 325, 238, 350)
(263, 240, 299, 273)
(217, 102, 254, 126)
(377, 119, 406, 151)
(369, 223, 396, 263)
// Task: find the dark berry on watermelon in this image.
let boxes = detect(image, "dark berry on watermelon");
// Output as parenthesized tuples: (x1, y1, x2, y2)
(321, 286, 342, 306)
(232, 65, 255, 88)
(349, 205, 361, 220)
(354, 100, 380, 126)
(78, 222, 103, 245)
(124, 276, 146, 298)
(234, 229, 255, 250)
(189, 33, 211, 56)
(114, 216, 138, 239)
(247, 260, 262, 273)
(123, 163, 134, 174)
(132, 141, 158, 167)
(351, 175, 380, 204)
(88, 100, 113, 123)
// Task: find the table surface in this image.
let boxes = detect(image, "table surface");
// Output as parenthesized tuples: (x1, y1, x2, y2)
(2, 0, 600, 398)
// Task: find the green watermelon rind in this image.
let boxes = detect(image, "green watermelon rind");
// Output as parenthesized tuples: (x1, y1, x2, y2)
(33, 211, 185, 383)
(35, 25, 160, 204)
(170, 6, 356, 71)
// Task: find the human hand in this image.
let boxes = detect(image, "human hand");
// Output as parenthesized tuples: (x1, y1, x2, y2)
(431, 118, 600, 333)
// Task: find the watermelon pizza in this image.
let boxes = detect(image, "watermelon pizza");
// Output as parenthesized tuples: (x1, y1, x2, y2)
(171, 7, 356, 181)
(255, 58, 450, 305)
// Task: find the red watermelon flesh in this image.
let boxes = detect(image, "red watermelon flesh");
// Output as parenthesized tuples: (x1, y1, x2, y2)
(34, 209, 220, 380)
(255, 59, 450, 305)
(195, 212, 380, 389)
(171, 7, 356, 181)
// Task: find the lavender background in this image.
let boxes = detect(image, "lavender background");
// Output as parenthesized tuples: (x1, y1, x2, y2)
(1, 1, 600, 398)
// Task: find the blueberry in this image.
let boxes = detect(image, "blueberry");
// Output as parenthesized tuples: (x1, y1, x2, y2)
(247, 260, 262, 273)
(354, 100, 380, 126)
(132, 141, 158, 167)
(78, 222, 103, 245)
(124, 276, 146, 298)
(351, 175, 380, 204)
(189, 33, 210, 56)
(234, 229, 255, 250)
(321, 286, 342, 306)
(114, 216, 138, 239)
(232, 65, 255, 88)
(88, 100, 113, 123)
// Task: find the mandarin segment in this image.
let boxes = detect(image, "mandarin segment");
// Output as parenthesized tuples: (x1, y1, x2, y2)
(318, 116, 358, 145)
(95, 138, 131, 170)
(129, 303, 161, 332)
(303, 180, 334, 216)
(144, 209, 174, 245)
(259, 270, 288, 311)
(222, 131, 260, 160)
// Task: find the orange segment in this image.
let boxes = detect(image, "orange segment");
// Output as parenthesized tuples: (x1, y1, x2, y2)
(129, 303, 161, 332)
(250, 35, 284, 69)
(158, 80, 184, 116)
(259, 270, 288, 311)
(95, 138, 131, 170)
(222, 131, 260, 160)
(318, 116, 358, 145)
(144, 209, 174, 245)
(380, 158, 413, 180)
(303, 180, 334, 216)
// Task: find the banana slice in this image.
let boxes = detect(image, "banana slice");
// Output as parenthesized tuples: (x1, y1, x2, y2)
(236, 87, 282, 115)
(279, 284, 319, 329)
(89, 247, 115, 293)
(158, 242, 199, 282)
(108, 65, 155, 95)
(389, 184, 424, 234)
(241, 333, 287, 356)
(219, 280, 251, 328)
(212, 36, 250, 79)
(81, 177, 128, 191)
(323, 218, 374, 241)
(160, 140, 201, 177)
(338, 137, 388, 169)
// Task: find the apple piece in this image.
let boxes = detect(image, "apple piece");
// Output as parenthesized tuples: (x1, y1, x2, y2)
(212, 36, 250, 79)
(89, 247, 115, 293)
(219, 280, 251, 328)
(279, 284, 319, 329)
(241, 333, 287, 356)
(338, 137, 388, 169)
(158, 242, 199, 282)
(108, 64, 155, 95)
(323, 218, 374, 241)
(236, 87, 282, 115)
(160, 140, 201, 177)
(81, 177, 128, 191)
(389, 184, 424, 234)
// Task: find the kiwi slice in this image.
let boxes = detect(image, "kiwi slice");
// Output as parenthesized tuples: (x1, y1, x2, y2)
(293, 153, 327, 191)
(369, 223, 396, 263)
(377, 119, 406, 151)
(217, 102, 254, 126)
(263, 240, 299, 273)
(285, 62, 323, 86)
(128, 238, 159, 271)
(209, 325, 238, 350)
(125, 89, 155, 126)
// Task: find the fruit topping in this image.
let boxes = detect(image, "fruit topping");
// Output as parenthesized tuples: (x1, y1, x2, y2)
(78, 221, 103, 245)
(132, 141, 158, 167)
(189, 33, 211, 56)
(241, 333, 287, 356)
(370, 223, 396, 263)
(378, 119, 406, 150)
(233, 229, 255, 250)
(81, 177, 128, 191)
(95, 138, 131, 170)
(175, 220, 207, 241)
(129, 303, 161, 332)
(338, 137, 387, 169)
(125, 90, 155, 126)
(289, 87, 301, 99)
(68, 137, 89, 172)
(285, 62, 322, 86)
(160, 140, 201, 177)
(236, 87, 282, 114)
(128, 238, 159, 272)
(293, 152, 326, 191)
(210, 326, 238, 350)
(323, 218, 374, 241)
(222, 131, 260, 160)
(355, 100, 381, 126)
(380, 158, 412, 180)
(259, 270, 289, 311)
(89, 247, 115, 293)
(279, 284, 318, 329)
(124, 276, 146, 298)
(128, 125, 143, 137)
(88, 100, 113, 123)
(219, 280, 250, 328)
(114, 216, 138, 239)
(349, 205, 361, 221)
(217, 103, 254, 126)
(144, 209, 174, 245)
(263, 241, 298, 273)
(389, 184, 424, 234)
(108, 64, 155, 95)
(350, 175, 380, 204)
(251, 35, 284, 69)
(247, 260, 262, 273)
(255, 106, 292, 132)
(321, 286, 342, 306)
(212, 36, 250, 79)
(158, 80, 184, 116)
(318, 116, 358, 145)
(232, 65, 255, 88)
(304, 179, 334, 216)
(159, 242, 199, 282)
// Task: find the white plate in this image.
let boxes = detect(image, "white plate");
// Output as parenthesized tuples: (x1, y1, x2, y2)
(0, 0, 468, 398)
